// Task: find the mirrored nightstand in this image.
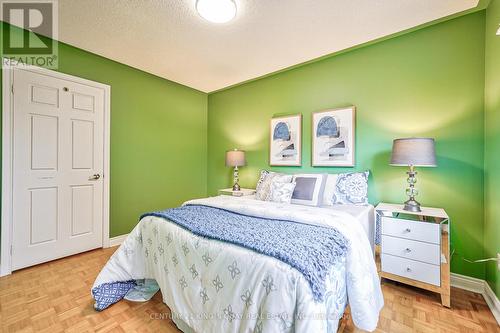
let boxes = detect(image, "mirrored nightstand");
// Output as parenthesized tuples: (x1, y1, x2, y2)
(375, 203, 450, 307)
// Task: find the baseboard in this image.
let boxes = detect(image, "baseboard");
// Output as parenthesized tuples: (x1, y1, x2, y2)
(450, 272, 485, 293)
(108, 234, 129, 247)
(483, 280, 500, 325)
(451, 273, 500, 325)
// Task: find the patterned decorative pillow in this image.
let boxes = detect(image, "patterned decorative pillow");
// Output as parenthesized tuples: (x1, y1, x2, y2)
(322, 171, 369, 205)
(291, 173, 327, 206)
(255, 170, 270, 193)
(268, 181, 297, 204)
(255, 170, 293, 201)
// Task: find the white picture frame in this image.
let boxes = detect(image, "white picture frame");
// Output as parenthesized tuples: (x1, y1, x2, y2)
(269, 114, 302, 166)
(312, 106, 355, 167)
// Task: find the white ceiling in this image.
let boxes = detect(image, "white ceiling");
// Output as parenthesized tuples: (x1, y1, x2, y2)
(39, 1, 481, 92)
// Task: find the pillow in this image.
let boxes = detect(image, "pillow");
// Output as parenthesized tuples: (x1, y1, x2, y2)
(255, 170, 293, 201)
(255, 170, 270, 191)
(322, 171, 369, 206)
(268, 182, 296, 204)
(322, 174, 338, 205)
(290, 173, 327, 206)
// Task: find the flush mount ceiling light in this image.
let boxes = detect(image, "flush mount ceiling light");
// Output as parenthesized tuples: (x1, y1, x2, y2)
(196, 0, 237, 24)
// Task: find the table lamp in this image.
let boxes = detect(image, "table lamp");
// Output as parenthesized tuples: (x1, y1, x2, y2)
(225, 149, 246, 191)
(390, 138, 437, 212)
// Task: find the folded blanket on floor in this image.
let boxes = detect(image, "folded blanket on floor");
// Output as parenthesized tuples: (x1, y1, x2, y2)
(92, 280, 136, 311)
(141, 204, 349, 302)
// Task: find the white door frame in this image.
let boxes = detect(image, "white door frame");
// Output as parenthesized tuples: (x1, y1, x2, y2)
(1, 62, 111, 276)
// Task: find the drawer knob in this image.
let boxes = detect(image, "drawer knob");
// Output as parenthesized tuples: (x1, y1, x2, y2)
(405, 248, 412, 253)
(404, 228, 411, 233)
(406, 267, 412, 272)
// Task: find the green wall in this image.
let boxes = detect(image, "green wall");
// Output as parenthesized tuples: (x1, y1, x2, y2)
(484, 0, 500, 297)
(207, 13, 487, 279)
(1, 8, 497, 289)
(1, 23, 208, 238)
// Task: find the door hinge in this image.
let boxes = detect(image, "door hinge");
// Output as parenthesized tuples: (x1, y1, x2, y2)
(10, 245, 13, 255)
(11, 84, 14, 94)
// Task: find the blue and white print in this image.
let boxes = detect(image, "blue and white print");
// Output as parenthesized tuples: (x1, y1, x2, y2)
(212, 275, 224, 292)
(141, 204, 348, 302)
(241, 289, 252, 307)
(270, 115, 301, 165)
(332, 171, 369, 205)
(312, 107, 355, 166)
(316, 116, 339, 137)
(273, 122, 290, 141)
(190, 264, 199, 279)
(228, 261, 241, 280)
(92, 195, 383, 333)
(91, 280, 136, 311)
(268, 181, 296, 203)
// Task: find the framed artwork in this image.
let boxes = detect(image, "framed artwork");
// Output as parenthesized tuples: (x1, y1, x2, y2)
(269, 114, 302, 166)
(312, 106, 355, 167)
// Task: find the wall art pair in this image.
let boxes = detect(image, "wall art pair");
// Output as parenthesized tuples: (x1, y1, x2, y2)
(269, 106, 355, 167)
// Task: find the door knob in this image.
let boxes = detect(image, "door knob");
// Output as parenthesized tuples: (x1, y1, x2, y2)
(89, 174, 101, 180)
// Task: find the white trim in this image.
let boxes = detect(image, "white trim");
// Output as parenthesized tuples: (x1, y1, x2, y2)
(102, 79, 111, 248)
(1, 61, 111, 276)
(484, 280, 500, 325)
(451, 273, 500, 325)
(450, 272, 485, 293)
(1, 63, 14, 277)
(109, 234, 129, 247)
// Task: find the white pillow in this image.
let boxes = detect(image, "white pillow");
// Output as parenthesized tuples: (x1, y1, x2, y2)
(255, 171, 293, 201)
(322, 171, 369, 206)
(322, 174, 338, 205)
(290, 173, 327, 206)
(268, 182, 296, 204)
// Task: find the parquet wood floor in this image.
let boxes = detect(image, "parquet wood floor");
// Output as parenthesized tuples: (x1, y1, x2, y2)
(0, 247, 498, 332)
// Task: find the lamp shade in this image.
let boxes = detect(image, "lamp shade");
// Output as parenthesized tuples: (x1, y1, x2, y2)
(225, 149, 246, 167)
(390, 138, 437, 167)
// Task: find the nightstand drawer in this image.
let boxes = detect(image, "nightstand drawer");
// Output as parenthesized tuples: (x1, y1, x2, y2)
(381, 253, 440, 286)
(381, 235, 440, 265)
(381, 217, 440, 244)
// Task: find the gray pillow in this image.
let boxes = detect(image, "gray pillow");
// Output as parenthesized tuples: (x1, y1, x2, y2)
(290, 173, 327, 206)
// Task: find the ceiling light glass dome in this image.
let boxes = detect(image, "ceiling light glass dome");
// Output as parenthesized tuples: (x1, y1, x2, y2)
(196, 0, 237, 24)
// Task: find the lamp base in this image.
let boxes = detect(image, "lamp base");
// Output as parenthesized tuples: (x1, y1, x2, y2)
(403, 166, 421, 212)
(232, 166, 240, 191)
(404, 199, 421, 212)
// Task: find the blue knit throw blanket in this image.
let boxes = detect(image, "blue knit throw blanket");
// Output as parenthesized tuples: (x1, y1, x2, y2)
(141, 205, 348, 302)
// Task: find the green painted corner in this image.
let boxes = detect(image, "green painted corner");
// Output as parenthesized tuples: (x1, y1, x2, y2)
(0, 22, 209, 238)
(207, 12, 487, 280)
(211, 1, 490, 94)
(484, 0, 500, 298)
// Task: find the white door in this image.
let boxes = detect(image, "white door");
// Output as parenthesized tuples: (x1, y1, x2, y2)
(12, 69, 105, 270)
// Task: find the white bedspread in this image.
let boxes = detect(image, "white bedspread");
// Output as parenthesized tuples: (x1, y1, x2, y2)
(93, 196, 383, 332)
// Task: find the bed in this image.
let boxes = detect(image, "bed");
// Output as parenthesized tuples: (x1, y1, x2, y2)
(92, 195, 383, 332)
(322, 203, 375, 252)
